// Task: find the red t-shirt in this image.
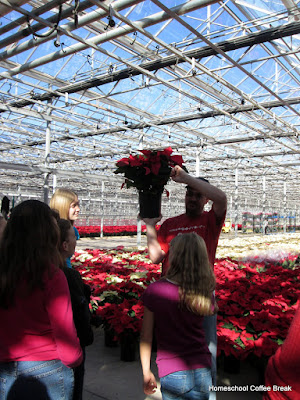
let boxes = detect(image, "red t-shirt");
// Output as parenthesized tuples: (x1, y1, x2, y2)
(158, 209, 225, 275)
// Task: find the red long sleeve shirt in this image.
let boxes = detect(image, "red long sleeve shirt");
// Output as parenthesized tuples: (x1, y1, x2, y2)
(264, 300, 300, 399)
(0, 267, 83, 368)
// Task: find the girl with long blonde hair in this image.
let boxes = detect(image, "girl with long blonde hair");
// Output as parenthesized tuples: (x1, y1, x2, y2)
(50, 188, 80, 268)
(140, 232, 217, 400)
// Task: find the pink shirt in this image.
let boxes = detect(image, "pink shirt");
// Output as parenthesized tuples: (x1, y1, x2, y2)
(0, 267, 83, 368)
(142, 279, 211, 378)
(158, 209, 224, 275)
(264, 300, 300, 399)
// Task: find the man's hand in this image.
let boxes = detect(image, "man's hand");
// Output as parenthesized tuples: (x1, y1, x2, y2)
(141, 215, 165, 264)
(170, 165, 189, 183)
(141, 215, 162, 226)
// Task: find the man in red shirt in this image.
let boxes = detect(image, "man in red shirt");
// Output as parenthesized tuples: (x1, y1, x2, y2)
(143, 165, 227, 394)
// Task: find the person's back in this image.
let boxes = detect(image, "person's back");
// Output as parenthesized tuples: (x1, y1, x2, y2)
(0, 264, 82, 365)
(140, 233, 217, 400)
(0, 200, 82, 400)
(142, 278, 211, 378)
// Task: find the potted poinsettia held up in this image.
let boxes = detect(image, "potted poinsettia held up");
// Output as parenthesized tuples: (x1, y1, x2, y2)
(114, 147, 188, 218)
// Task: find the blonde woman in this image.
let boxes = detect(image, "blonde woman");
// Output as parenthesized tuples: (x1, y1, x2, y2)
(140, 232, 217, 400)
(50, 188, 80, 268)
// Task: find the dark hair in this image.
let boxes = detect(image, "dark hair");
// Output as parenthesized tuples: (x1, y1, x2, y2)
(57, 219, 72, 245)
(1, 196, 10, 220)
(0, 200, 61, 308)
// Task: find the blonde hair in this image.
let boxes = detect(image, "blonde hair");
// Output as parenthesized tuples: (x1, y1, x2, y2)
(167, 233, 217, 316)
(50, 188, 78, 221)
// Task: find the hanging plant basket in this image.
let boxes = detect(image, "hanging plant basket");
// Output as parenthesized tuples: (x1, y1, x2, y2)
(138, 191, 162, 219)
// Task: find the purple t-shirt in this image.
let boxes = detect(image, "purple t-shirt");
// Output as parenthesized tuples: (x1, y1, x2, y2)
(142, 279, 211, 377)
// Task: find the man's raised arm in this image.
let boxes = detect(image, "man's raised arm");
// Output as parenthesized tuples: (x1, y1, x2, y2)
(142, 216, 165, 264)
(171, 165, 227, 219)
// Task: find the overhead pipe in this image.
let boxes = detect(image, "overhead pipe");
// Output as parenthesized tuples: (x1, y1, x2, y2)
(0, 0, 218, 82)
(0, 0, 144, 60)
(0, 0, 93, 49)
(0, 0, 28, 18)
(3, 19, 300, 109)
(199, 149, 299, 162)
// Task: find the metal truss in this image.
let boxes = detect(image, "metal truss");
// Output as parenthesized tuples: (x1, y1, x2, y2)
(1, 0, 300, 221)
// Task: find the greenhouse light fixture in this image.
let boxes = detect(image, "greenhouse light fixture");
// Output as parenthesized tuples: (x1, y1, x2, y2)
(105, 5, 116, 28)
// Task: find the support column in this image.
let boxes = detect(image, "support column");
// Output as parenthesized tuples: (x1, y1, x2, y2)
(234, 168, 239, 236)
(43, 118, 51, 204)
(100, 181, 104, 238)
(283, 180, 287, 233)
(229, 195, 233, 227)
(52, 174, 57, 194)
(137, 132, 144, 246)
(262, 175, 266, 235)
(43, 97, 51, 204)
(196, 149, 200, 176)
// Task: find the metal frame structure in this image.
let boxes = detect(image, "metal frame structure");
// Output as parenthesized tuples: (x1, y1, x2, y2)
(1, 0, 300, 224)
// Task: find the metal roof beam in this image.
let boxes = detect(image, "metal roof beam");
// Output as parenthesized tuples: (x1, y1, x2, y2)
(0, 0, 93, 50)
(2, 96, 300, 149)
(3, 20, 300, 109)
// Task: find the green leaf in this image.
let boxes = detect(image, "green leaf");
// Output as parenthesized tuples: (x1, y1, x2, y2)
(234, 337, 246, 349)
(222, 322, 235, 329)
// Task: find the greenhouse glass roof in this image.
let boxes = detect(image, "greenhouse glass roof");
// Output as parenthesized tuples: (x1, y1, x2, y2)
(1, 0, 300, 214)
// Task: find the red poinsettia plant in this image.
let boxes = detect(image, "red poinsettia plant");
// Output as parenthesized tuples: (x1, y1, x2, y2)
(114, 147, 188, 194)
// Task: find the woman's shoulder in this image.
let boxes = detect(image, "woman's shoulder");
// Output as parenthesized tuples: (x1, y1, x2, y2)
(146, 278, 177, 294)
(44, 265, 68, 289)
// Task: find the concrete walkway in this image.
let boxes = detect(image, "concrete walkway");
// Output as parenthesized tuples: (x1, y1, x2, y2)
(76, 235, 147, 250)
(83, 327, 264, 400)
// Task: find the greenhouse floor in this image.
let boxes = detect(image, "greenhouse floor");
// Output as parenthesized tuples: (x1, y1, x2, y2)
(76, 234, 148, 250)
(82, 327, 263, 400)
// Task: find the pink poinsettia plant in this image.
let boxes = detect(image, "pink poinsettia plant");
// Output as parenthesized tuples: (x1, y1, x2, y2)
(114, 147, 188, 194)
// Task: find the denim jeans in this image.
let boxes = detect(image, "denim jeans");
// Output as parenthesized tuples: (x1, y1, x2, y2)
(0, 360, 74, 400)
(203, 313, 217, 400)
(160, 368, 211, 400)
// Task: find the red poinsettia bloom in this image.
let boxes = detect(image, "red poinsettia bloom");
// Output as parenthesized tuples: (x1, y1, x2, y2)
(114, 147, 188, 193)
(116, 157, 130, 167)
(170, 154, 184, 166)
(158, 147, 173, 157)
(129, 154, 142, 167)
